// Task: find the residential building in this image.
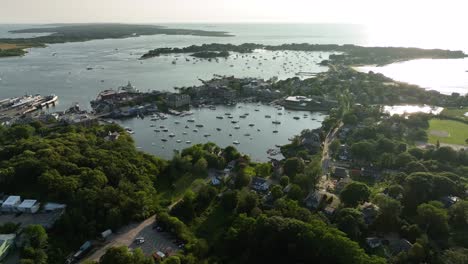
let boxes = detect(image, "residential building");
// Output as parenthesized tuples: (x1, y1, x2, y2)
(300, 129, 322, 151)
(304, 191, 324, 210)
(1, 196, 21, 213)
(251, 177, 270, 193)
(167, 94, 191, 108)
(333, 167, 349, 178)
(105, 131, 120, 141)
(335, 177, 352, 193)
(440, 196, 460, 208)
(17, 199, 40, 214)
(389, 239, 412, 255)
(360, 202, 380, 225)
(43, 202, 67, 212)
(366, 237, 382, 249)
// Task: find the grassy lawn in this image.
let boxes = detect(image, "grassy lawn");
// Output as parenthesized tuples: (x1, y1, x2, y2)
(158, 173, 207, 203)
(427, 119, 468, 146)
(441, 107, 468, 122)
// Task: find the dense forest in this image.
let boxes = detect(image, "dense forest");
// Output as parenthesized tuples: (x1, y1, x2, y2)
(0, 122, 387, 264)
(0, 122, 166, 262)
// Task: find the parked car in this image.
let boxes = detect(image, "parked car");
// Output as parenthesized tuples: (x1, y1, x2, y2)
(135, 237, 145, 245)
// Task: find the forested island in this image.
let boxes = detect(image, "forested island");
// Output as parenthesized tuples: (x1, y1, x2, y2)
(140, 43, 467, 65)
(0, 24, 231, 58)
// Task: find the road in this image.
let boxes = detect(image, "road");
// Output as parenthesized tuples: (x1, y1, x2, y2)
(312, 121, 343, 204)
(82, 215, 176, 262)
(321, 122, 343, 180)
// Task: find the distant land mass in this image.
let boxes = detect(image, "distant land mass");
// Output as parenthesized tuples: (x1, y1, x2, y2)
(0, 23, 232, 58)
(141, 43, 468, 66)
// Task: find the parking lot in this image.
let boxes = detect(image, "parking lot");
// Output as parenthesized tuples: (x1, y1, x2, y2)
(83, 216, 178, 262)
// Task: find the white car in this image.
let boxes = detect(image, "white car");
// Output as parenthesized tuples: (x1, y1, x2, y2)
(135, 237, 145, 245)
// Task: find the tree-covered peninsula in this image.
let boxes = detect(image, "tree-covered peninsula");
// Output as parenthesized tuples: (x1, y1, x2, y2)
(0, 24, 232, 58)
(141, 43, 467, 65)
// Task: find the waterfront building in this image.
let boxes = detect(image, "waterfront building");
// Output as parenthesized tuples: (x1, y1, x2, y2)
(167, 94, 191, 108)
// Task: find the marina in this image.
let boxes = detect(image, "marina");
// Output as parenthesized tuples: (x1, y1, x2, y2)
(114, 102, 326, 161)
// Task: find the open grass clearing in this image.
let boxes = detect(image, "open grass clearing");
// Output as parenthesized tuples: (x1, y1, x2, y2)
(427, 119, 468, 146)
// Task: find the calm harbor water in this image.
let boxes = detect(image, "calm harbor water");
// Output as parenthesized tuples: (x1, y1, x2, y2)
(358, 58, 468, 95)
(1, 23, 467, 159)
(114, 103, 326, 161)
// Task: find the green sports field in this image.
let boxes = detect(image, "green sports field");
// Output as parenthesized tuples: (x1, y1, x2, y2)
(427, 119, 468, 146)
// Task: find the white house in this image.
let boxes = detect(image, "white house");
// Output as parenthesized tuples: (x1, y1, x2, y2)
(1, 196, 21, 213)
(18, 199, 40, 214)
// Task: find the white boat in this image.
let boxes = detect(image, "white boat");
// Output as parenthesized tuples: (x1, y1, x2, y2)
(196, 124, 204, 128)
(249, 123, 255, 127)
(162, 129, 169, 132)
(183, 132, 187, 135)
(233, 140, 240, 145)
(293, 116, 300, 120)
(193, 129, 198, 132)
(234, 125, 240, 129)
(231, 120, 238, 124)
(176, 140, 182, 143)
(161, 138, 168, 142)
(169, 133, 175, 137)
(154, 129, 160, 132)
(186, 141, 191, 144)
(125, 127, 135, 134)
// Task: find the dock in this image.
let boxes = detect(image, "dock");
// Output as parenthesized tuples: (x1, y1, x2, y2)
(0, 94, 58, 118)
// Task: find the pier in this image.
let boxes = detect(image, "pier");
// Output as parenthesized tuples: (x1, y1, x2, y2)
(0, 94, 58, 119)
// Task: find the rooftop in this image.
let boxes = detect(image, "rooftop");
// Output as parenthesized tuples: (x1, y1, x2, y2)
(18, 199, 38, 209)
(2, 196, 21, 206)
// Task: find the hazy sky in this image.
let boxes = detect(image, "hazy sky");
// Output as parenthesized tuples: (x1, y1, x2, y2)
(1, 0, 467, 25)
